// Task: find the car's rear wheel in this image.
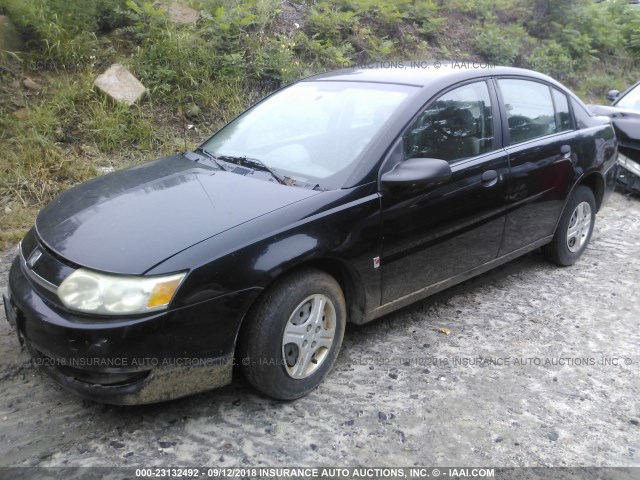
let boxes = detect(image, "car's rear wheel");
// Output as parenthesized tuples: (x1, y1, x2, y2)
(238, 269, 346, 400)
(543, 185, 596, 266)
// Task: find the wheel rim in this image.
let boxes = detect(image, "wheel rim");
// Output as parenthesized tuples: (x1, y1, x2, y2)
(566, 201, 592, 253)
(282, 294, 337, 380)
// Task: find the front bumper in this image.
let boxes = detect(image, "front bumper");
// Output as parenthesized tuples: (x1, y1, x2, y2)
(5, 256, 261, 405)
(617, 157, 640, 193)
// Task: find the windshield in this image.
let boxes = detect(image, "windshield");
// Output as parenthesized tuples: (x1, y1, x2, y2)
(202, 81, 415, 189)
(616, 83, 640, 110)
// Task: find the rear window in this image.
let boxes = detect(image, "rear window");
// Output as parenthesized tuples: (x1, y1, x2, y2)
(571, 98, 592, 129)
(552, 88, 572, 132)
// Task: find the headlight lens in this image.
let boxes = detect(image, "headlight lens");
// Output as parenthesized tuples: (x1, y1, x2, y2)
(618, 153, 640, 178)
(57, 269, 186, 315)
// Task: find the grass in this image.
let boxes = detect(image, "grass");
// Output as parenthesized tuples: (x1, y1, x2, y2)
(0, 0, 639, 249)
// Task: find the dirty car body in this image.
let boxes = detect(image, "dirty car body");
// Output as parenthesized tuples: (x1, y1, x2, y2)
(589, 80, 640, 193)
(4, 65, 618, 404)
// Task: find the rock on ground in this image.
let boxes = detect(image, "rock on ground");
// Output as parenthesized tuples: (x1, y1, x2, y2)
(163, 3, 200, 25)
(0, 192, 639, 467)
(94, 64, 146, 106)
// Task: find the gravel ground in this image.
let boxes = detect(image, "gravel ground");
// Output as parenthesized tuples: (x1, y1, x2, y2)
(0, 191, 639, 468)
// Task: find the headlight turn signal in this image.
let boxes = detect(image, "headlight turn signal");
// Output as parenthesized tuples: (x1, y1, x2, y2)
(57, 269, 186, 315)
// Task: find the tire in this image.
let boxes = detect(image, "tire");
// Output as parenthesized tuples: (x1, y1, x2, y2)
(238, 269, 346, 400)
(543, 186, 596, 266)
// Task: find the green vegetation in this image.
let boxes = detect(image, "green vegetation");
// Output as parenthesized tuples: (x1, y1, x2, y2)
(1, 0, 639, 247)
(459, 0, 640, 93)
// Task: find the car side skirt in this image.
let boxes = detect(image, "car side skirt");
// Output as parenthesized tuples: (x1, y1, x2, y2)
(361, 235, 553, 324)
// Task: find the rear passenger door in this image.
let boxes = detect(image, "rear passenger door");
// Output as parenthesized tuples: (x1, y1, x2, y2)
(496, 78, 578, 255)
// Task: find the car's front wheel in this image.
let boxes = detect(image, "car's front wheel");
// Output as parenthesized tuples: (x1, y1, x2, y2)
(238, 269, 346, 400)
(543, 185, 596, 266)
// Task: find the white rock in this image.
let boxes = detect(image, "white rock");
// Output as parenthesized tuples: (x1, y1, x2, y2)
(94, 64, 146, 106)
(97, 166, 115, 175)
(164, 3, 200, 25)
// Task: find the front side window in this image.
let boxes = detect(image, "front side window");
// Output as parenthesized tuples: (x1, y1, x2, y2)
(499, 79, 557, 144)
(403, 81, 494, 163)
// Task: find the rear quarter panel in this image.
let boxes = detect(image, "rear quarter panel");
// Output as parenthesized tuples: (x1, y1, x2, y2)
(569, 114, 617, 209)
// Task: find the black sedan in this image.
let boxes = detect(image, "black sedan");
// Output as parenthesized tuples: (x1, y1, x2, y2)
(4, 64, 618, 404)
(589, 80, 640, 193)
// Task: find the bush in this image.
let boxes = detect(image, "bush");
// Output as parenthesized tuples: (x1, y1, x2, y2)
(621, 7, 640, 62)
(304, 0, 441, 63)
(473, 23, 527, 65)
(524, 40, 575, 80)
(0, 0, 128, 65)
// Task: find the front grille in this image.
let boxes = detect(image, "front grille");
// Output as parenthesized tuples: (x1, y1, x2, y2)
(19, 228, 76, 304)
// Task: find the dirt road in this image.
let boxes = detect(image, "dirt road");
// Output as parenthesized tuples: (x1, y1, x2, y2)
(1, 192, 639, 467)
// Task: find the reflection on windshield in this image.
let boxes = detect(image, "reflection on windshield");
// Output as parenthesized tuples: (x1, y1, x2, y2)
(203, 81, 415, 188)
(617, 84, 640, 110)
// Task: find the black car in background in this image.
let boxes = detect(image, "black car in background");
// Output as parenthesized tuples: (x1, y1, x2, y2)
(4, 64, 618, 404)
(589, 81, 640, 193)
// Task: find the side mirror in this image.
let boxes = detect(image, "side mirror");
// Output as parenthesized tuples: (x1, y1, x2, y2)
(381, 158, 452, 187)
(606, 90, 620, 102)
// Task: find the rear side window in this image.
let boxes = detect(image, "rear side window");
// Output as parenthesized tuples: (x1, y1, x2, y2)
(403, 81, 494, 163)
(552, 88, 572, 132)
(571, 98, 592, 129)
(498, 79, 557, 144)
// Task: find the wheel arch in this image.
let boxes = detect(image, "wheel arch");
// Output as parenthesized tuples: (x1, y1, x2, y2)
(300, 258, 367, 325)
(262, 257, 367, 324)
(233, 256, 367, 356)
(548, 170, 604, 243)
(578, 171, 606, 213)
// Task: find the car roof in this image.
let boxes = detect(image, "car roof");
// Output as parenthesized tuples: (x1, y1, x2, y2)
(304, 62, 561, 89)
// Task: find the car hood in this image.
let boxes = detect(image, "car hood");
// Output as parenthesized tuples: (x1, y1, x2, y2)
(36, 155, 320, 274)
(588, 104, 640, 145)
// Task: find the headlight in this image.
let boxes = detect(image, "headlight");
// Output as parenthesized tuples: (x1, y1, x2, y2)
(618, 153, 640, 178)
(57, 269, 186, 315)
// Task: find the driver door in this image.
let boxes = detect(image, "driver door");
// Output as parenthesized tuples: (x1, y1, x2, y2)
(380, 80, 510, 304)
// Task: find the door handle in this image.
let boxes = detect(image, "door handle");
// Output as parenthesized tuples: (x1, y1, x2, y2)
(481, 169, 498, 187)
(560, 145, 572, 158)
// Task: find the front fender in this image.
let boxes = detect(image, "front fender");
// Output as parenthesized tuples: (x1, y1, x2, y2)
(148, 183, 383, 323)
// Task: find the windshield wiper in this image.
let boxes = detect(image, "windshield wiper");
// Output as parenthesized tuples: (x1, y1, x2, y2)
(194, 147, 226, 170)
(217, 155, 289, 186)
